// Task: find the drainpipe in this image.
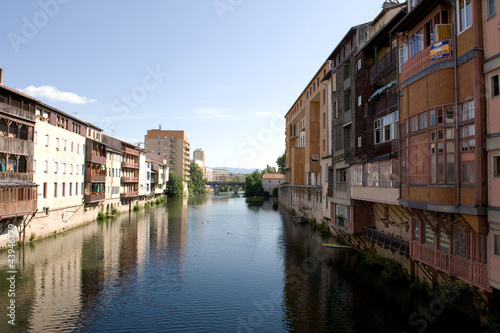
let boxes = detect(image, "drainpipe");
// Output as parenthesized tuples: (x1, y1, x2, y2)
(394, 31, 402, 204)
(448, 0, 460, 210)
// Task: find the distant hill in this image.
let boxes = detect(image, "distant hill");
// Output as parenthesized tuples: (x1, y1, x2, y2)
(209, 167, 260, 175)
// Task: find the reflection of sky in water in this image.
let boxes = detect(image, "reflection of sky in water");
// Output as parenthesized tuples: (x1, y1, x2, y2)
(0, 195, 483, 332)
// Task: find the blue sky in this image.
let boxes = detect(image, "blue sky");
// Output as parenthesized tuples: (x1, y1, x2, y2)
(1, 0, 383, 169)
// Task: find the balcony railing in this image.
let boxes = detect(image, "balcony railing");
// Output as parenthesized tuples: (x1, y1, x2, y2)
(122, 146, 139, 156)
(85, 170, 105, 182)
(0, 200, 37, 217)
(374, 92, 398, 114)
(122, 161, 139, 169)
(121, 191, 139, 198)
(0, 102, 36, 122)
(401, 38, 454, 82)
(370, 48, 397, 85)
(364, 226, 409, 255)
(87, 154, 106, 165)
(0, 172, 33, 183)
(84, 193, 105, 203)
(121, 176, 139, 183)
(411, 242, 488, 290)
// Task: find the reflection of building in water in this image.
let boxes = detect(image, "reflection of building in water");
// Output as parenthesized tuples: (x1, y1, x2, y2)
(23, 223, 93, 330)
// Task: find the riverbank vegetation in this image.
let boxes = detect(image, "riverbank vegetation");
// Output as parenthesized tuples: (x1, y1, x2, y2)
(166, 171, 184, 198)
(188, 162, 207, 196)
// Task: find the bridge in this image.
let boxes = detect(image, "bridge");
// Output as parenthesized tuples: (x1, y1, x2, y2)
(207, 181, 245, 195)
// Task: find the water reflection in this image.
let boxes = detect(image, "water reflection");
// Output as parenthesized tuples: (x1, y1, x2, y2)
(0, 195, 483, 332)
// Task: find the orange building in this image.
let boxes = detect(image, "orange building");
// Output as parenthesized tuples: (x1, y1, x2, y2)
(395, 0, 489, 291)
(483, 0, 500, 290)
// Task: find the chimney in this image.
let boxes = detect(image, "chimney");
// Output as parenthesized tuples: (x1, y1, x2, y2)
(0, 68, 3, 85)
(159, 124, 162, 130)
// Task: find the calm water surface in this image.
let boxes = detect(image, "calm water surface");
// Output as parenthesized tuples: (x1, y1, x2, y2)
(0, 194, 482, 332)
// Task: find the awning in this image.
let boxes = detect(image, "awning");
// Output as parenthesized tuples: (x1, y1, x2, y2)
(368, 79, 397, 102)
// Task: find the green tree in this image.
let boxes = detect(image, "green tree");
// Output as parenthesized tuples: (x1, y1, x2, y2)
(166, 172, 184, 198)
(188, 162, 207, 195)
(244, 170, 264, 197)
(276, 152, 286, 175)
(262, 164, 277, 174)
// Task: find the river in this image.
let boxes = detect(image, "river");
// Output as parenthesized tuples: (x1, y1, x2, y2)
(0, 194, 482, 332)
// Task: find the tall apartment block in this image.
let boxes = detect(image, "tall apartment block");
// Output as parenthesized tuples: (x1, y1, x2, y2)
(0, 78, 38, 243)
(144, 129, 190, 182)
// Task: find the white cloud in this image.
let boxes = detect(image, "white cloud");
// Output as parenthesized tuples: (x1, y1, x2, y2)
(20, 85, 97, 104)
(193, 107, 231, 121)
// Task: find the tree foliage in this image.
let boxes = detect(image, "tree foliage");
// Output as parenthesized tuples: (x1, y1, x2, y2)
(276, 152, 286, 175)
(166, 171, 184, 198)
(188, 162, 207, 195)
(262, 164, 277, 174)
(244, 170, 264, 197)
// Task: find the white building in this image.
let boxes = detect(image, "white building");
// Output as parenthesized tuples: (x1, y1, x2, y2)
(33, 106, 86, 216)
(262, 174, 286, 194)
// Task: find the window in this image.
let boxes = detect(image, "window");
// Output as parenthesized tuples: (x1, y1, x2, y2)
(424, 222, 435, 246)
(487, 0, 496, 18)
(460, 100, 474, 121)
(438, 228, 450, 251)
(45, 134, 49, 147)
(63, 163, 66, 175)
(419, 113, 427, 129)
(54, 162, 58, 174)
(492, 75, 499, 98)
(43, 182, 47, 199)
(399, 44, 408, 72)
(357, 59, 361, 70)
(493, 234, 500, 257)
(71, 142, 74, 152)
(75, 182, 79, 196)
(56, 138, 59, 150)
(33, 159, 36, 172)
(462, 162, 476, 184)
(357, 95, 361, 106)
(409, 29, 424, 58)
(62, 182, 66, 197)
(54, 182, 58, 198)
(375, 112, 398, 144)
(430, 109, 436, 126)
(63, 139, 67, 151)
(34, 131, 37, 144)
(494, 156, 500, 177)
(460, 124, 476, 151)
(454, 227, 467, 257)
(457, 0, 472, 33)
(44, 160, 48, 173)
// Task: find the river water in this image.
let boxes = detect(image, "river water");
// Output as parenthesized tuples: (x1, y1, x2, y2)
(0, 194, 482, 332)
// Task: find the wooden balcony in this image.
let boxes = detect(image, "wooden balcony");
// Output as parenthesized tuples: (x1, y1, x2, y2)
(122, 146, 139, 156)
(0, 102, 36, 122)
(86, 153, 106, 165)
(374, 92, 398, 114)
(122, 161, 139, 169)
(0, 172, 33, 183)
(121, 176, 138, 183)
(364, 226, 409, 255)
(85, 170, 105, 182)
(401, 38, 454, 82)
(84, 193, 105, 203)
(0, 137, 34, 156)
(0, 200, 37, 218)
(370, 48, 397, 85)
(411, 241, 489, 291)
(121, 191, 139, 198)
